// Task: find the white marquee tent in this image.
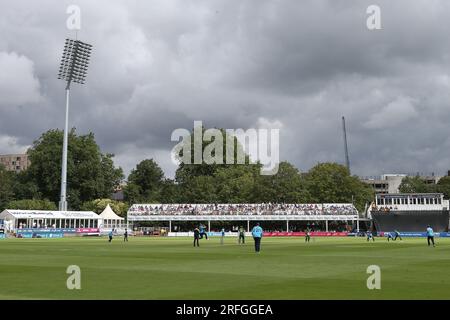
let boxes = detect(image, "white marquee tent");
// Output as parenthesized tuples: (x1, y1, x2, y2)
(99, 204, 125, 229)
(0, 209, 101, 231)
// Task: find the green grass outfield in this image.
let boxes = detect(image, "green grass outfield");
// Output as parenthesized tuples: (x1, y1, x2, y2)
(0, 236, 449, 300)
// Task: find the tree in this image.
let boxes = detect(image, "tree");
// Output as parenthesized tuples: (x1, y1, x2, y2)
(304, 163, 373, 212)
(172, 125, 262, 203)
(398, 176, 433, 194)
(174, 126, 250, 183)
(0, 164, 15, 211)
(159, 179, 180, 203)
(214, 165, 259, 203)
(437, 176, 450, 199)
(124, 159, 165, 203)
(7, 199, 57, 210)
(177, 175, 218, 203)
(123, 183, 142, 205)
(253, 161, 310, 203)
(12, 170, 41, 200)
(25, 129, 124, 210)
(81, 198, 128, 216)
(99, 154, 125, 200)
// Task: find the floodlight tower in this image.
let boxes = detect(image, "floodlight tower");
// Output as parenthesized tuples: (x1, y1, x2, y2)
(57, 38, 92, 211)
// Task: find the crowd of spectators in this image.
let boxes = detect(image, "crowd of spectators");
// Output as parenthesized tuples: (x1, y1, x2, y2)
(371, 203, 398, 213)
(128, 203, 358, 216)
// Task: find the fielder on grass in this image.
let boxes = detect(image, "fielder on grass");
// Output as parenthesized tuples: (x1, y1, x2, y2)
(251, 223, 263, 253)
(238, 226, 245, 244)
(426, 225, 435, 247)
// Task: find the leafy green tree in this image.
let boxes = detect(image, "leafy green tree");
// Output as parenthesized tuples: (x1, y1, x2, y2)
(25, 129, 124, 210)
(174, 126, 250, 183)
(172, 125, 260, 203)
(398, 176, 433, 194)
(304, 162, 373, 212)
(99, 154, 125, 200)
(159, 179, 181, 203)
(177, 175, 218, 203)
(437, 176, 450, 199)
(12, 170, 41, 200)
(253, 161, 310, 203)
(81, 198, 128, 216)
(124, 159, 165, 203)
(214, 165, 259, 203)
(0, 164, 15, 211)
(123, 183, 142, 205)
(7, 199, 57, 210)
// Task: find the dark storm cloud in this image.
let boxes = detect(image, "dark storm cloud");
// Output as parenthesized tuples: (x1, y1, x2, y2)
(0, 0, 449, 178)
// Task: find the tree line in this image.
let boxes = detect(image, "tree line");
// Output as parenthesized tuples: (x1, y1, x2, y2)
(0, 128, 376, 216)
(398, 176, 450, 199)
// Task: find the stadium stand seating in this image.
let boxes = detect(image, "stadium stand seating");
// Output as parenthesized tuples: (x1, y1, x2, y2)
(128, 203, 358, 216)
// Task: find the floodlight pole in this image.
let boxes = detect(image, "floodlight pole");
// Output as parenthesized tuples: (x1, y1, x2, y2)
(57, 38, 92, 211)
(59, 82, 71, 211)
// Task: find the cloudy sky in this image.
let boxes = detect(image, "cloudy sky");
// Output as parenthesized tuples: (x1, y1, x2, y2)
(0, 0, 449, 178)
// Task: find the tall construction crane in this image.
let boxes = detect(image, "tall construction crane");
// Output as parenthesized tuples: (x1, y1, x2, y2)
(342, 116, 350, 174)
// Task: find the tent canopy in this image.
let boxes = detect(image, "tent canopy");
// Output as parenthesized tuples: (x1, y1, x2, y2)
(0, 209, 99, 220)
(100, 204, 124, 220)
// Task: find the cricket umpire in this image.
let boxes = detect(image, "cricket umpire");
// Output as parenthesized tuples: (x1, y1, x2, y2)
(193, 227, 200, 247)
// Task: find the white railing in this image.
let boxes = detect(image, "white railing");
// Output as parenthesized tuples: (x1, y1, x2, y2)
(128, 215, 358, 222)
(375, 204, 444, 211)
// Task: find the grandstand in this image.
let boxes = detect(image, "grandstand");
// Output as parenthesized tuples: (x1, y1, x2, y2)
(0, 209, 102, 237)
(369, 193, 450, 232)
(127, 203, 360, 232)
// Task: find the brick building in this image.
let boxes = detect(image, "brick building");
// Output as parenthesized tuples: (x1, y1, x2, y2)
(0, 154, 30, 173)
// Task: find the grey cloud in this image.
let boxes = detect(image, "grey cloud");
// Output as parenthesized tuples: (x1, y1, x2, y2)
(0, 51, 42, 106)
(0, 0, 449, 178)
